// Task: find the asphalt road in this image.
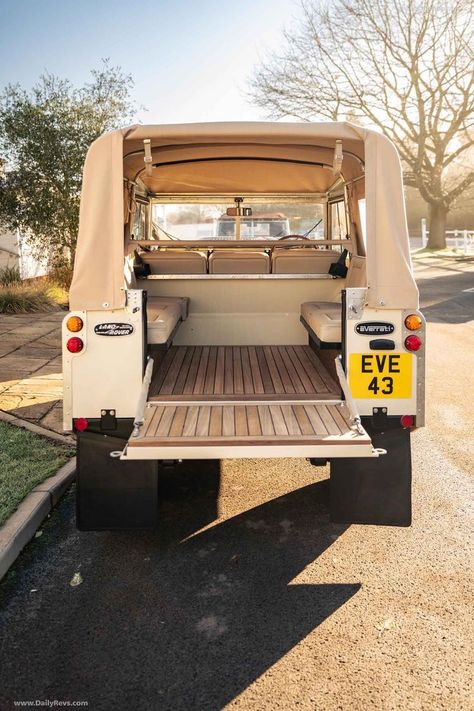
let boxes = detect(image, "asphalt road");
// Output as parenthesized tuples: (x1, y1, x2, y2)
(0, 260, 473, 711)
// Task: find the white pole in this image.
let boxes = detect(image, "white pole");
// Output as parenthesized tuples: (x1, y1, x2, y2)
(463, 230, 468, 254)
(421, 218, 427, 248)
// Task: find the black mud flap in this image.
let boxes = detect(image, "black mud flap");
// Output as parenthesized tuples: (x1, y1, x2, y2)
(76, 419, 158, 531)
(329, 418, 412, 526)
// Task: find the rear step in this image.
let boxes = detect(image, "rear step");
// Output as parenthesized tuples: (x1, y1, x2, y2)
(120, 399, 378, 460)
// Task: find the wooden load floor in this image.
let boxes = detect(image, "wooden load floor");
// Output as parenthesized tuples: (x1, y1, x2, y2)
(148, 345, 339, 400)
(122, 346, 374, 460)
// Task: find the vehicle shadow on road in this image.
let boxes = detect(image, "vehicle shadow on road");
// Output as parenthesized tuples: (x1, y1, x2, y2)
(0, 471, 359, 711)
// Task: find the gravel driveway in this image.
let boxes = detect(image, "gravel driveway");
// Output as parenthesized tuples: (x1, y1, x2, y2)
(0, 258, 472, 711)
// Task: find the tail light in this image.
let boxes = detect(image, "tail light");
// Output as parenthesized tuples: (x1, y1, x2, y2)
(74, 418, 89, 432)
(405, 335, 422, 351)
(66, 337, 84, 353)
(66, 316, 83, 332)
(400, 415, 414, 428)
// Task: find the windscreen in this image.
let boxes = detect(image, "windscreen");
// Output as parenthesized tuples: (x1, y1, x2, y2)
(150, 202, 325, 241)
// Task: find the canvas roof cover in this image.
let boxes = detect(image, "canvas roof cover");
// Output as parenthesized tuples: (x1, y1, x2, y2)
(69, 121, 418, 311)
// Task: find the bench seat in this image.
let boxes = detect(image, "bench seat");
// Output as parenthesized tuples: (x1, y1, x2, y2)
(300, 302, 342, 345)
(146, 296, 189, 345)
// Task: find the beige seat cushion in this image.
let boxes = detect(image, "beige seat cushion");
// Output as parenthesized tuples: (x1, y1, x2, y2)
(146, 296, 189, 344)
(209, 250, 270, 274)
(300, 256, 366, 343)
(301, 302, 342, 343)
(141, 250, 207, 274)
(271, 248, 339, 274)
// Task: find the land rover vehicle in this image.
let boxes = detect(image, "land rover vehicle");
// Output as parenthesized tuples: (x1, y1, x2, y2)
(63, 122, 425, 530)
(215, 212, 290, 240)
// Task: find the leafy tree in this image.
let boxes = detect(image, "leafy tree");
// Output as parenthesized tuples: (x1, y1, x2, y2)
(0, 60, 137, 267)
(249, 0, 474, 249)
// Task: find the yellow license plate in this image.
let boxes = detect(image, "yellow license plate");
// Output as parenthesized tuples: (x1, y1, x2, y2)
(349, 352, 412, 399)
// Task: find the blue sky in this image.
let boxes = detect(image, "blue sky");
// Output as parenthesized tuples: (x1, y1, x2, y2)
(0, 0, 298, 123)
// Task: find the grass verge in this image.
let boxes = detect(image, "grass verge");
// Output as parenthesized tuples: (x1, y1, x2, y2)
(0, 282, 68, 314)
(0, 422, 74, 527)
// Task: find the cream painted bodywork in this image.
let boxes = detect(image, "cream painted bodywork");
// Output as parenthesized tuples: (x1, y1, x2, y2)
(62, 290, 144, 430)
(345, 288, 425, 423)
(121, 442, 378, 461)
(144, 275, 343, 346)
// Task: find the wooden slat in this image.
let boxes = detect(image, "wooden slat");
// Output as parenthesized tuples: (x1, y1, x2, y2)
(258, 405, 275, 436)
(270, 346, 295, 394)
(248, 347, 265, 393)
(269, 405, 289, 435)
(235, 405, 248, 436)
(222, 406, 235, 436)
(149, 347, 177, 395)
(292, 404, 315, 435)
(169, 406, 188, 437)
(173, 346, 195, 394)
(204, 346, 218, 393)
(224, 347, 234, 394)
(256, 347, 275, 394)
(209, 405, 223, 436)
(159, 346, 187, 395)
(214, 346, 225, 394)
(183, 347, 202, 394)
(193, 346, 210, 394)
(295, 346, 331, 393)
(303, 346, 338, 392)
(318, 405, 343, 435)
(182, 406, 199, 437)
(142, 405, 165, 437)
(233, 346, 244, 394)
(196, 406, 212, 436)
(263, 346, 285, 394)
(241, 347, 254, 394)
(156, 406, 177, 436)
(278, 346, 306, 394)
(280, 405, 302, 436)
(287, 347, 318, 394)
(303, 405, 329, 435)
(246, 405, 262, 436)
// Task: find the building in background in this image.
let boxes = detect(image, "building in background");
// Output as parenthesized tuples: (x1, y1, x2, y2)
(0, 228, 47, 279)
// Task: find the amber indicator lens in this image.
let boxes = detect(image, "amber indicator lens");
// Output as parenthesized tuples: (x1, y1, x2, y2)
(66, 337, 84, 353)
(404, 314, 422, 331)
(405, 335, 422, 351)
(66, 316, 83, 332)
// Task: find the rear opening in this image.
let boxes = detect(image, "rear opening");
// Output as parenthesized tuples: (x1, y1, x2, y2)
(119, 193, 375, 460)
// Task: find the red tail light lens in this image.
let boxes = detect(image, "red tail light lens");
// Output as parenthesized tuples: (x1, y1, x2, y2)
(67, 337, 84, 353)
(405, 335, 422, 351)
(74, 418, 89, 432)
(400, 415, 414, 429)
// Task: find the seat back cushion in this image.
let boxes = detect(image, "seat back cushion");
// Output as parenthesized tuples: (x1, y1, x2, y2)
(271, 248, 340, 274)
(141, 250, 208, 274)
(208, 250, 270, 274)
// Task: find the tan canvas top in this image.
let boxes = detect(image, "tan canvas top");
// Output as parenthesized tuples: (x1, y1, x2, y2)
(69, 121, 418, 311)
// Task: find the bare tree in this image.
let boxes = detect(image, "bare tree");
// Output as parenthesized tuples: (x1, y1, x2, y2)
(249, 0, 474, 249)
